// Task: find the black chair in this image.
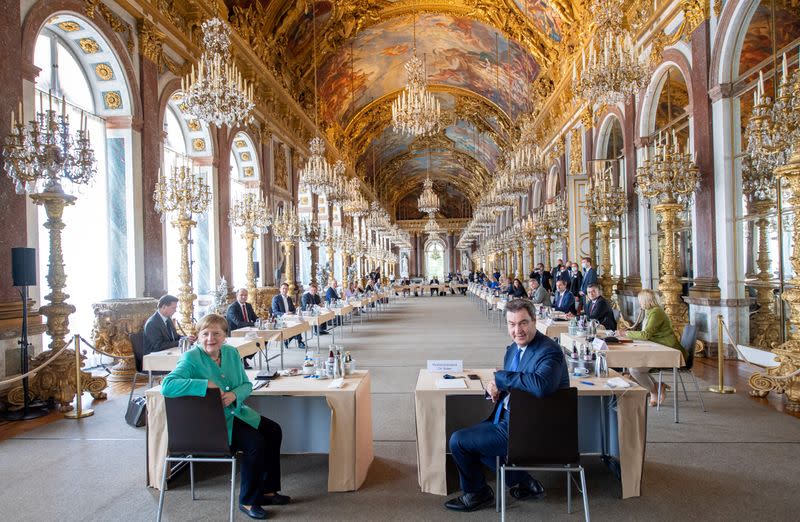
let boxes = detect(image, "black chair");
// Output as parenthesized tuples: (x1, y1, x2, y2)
(156, 390, 237, 522)
(127, 331, 167, 406)
(656, 324, 707, 412)
(496, 387, 588, 522)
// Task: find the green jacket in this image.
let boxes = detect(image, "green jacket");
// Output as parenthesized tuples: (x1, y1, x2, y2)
(626, 306, 686, 359)
(161, 345, 260, 443)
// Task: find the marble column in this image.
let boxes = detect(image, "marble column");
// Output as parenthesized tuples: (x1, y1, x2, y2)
(623, 96, 642, 292)
(688, 20, 720, 298)
(140, 50, 166, 297)
(216, 126, 233, 284)
(260, 131, 274, 286)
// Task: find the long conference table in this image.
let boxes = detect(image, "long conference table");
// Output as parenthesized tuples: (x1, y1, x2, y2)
(146, 370, 374, 492)
(414, 369, 648, 498)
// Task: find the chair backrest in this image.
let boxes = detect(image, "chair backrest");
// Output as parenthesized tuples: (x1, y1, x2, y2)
(507, 387, 579, 467)
(129, 331, 145, 373)
(680, 324, 698, 370)
(164, 390, 231, 457)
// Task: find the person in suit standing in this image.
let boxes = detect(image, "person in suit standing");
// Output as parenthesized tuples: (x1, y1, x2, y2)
(444, 298, 570, 512)
(301, 283, 328, 335)
(555, 263, 571, 285)
(143, 295, 192, 355)
(270, 282, 305, 350)
(552, 279, 576, 314)
(579, 257, 597, 304)
(551, 259, 563, 284)
(568, 262, 583, 298)
(584, 283, 617, 331)
(226, 288, 259, 369)
(537, 263, 552, 292)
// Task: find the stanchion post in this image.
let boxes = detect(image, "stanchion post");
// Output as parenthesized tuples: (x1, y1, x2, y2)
(64, 335, 94, 418)
(709, 314, 736, 394)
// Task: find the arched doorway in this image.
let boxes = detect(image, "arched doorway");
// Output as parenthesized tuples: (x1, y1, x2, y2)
(424, 238, 445, 281)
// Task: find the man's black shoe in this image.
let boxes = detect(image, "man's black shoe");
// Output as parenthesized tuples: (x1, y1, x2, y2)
(509, 476, 545, 501)
(319, 330, 330, 335)
(243, 360, 252, 370)
(260, 492, 291, 505)
(298, 341, 307, 350)
(444, 485, 494, 512)
(239, 504, 268, 519)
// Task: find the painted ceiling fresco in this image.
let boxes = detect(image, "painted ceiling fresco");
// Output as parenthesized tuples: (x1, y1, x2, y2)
(286, 1, 332, 57)
(396, 183, 473, 220)
(318, 13, 538, 127)
(512, 0, 566, 42)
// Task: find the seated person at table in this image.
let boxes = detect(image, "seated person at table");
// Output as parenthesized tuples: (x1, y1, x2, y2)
(325, 279, 340, 304)
(270, 283, 306, 350)
(618, 289, 687, 406)
(144, 294, 193, 355)
(344, 282, 358, 298)
(302, 283, 328, 334)
(161, 314, 289, 520)
(552, 279, 576, 314)
(226, 288, 259, 368)
(445, 299, 569, 512)
(487, 277, 499, 290)
(509, 278, 527, 298)
(527, 278, 551, 307)
(584, 283, 617, 331)
(429, 276, 440, 296)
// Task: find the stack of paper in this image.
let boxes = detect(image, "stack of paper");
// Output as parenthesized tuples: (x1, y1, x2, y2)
(435, 378, 468, 390)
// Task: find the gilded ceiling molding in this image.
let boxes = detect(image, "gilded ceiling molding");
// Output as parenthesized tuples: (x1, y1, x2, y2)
(137, 19, 182, 75)
(83, 0, 134, 53)
(397, 217, 470, 234)
(388, 173, 481, 210)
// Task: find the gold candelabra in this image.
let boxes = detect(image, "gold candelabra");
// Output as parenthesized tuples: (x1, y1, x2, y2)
(636, 130, 700, 336)
(154, 165, 211, 335)
(229, 191, 272, 298)
(587, 165, 626, 297)
(273, 203, 300, 295)
(2, 93, 103, 411)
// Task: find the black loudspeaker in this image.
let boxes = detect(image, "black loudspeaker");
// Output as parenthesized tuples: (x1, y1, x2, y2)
(252, 261, 260, 278)
(12, 248, 36, 287)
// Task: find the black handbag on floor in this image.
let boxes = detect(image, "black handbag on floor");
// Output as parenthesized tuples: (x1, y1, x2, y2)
(125, 395, 147, 427)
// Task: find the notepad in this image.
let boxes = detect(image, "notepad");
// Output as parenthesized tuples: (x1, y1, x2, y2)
(436, 378, 468, 389)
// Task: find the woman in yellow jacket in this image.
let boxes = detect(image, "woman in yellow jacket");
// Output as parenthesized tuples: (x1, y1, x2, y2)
(161, 313, 289, 519)
(619, 289, 687, 406)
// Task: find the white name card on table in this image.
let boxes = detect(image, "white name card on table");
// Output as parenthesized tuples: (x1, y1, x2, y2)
(593, 338, 609, 351)
(435, 378, 468, 390)
(427, 360, 463, 373)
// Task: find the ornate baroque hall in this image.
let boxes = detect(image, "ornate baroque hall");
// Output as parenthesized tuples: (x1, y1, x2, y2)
(1, 0, 800, 520)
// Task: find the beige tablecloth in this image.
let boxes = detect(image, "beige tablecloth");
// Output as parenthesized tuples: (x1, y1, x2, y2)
(231, 321, 310, 342)
(146, 370, 373, 492)
(559, 333, 685, 368)
(536, 319, 570, 338)
(334, 304, 354, 316)
(414, 369, 647, 499)
(142, 337, 258, 372)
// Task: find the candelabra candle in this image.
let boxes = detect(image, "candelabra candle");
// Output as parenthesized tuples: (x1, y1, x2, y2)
(153, 165, 211, 221)
(229, 191, 272, 233)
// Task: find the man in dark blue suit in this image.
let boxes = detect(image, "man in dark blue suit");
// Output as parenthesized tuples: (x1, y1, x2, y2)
(445, 298, 570, 512)
(270, 282, 305, 349)
(579, 257, 597, 307)
(552, 279, 576, 314)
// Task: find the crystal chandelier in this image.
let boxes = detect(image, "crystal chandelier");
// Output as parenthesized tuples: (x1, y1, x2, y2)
(299, 136, 334, 195)
(424, 215, 442, 238)
(183, 18, 254, 128)
(417, 175, 440, 215)
(367, 201, 391, 231)
(3, 94, 96, 194)
(229, 191, 272, 233)
(636, 130, 700, 205)
(326, 160, 349, 206)
(343, 179, 370, 216)
(573, 0, 650, 105)
(745, 61, 799, 177)
(391, 15, 440, 137)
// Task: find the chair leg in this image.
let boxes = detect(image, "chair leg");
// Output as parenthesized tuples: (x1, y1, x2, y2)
(689, 370, 707, 412)
(579, 468, 590, 522)
(495, 457, 500, 513)
(190, 460, 195, 500)
(500, 466, 506, 522)
(127, 371, 138, 406)
(567, 470, 572, 514)
(656, 371, 663, 411)
(156, 458, 169, 522)
(678, 371, 689, 401)
(229, 458, 237, 522)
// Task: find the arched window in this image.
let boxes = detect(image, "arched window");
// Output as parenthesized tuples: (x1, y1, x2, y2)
(32, 17, 133, 340)
(424, 239, 445, 281)
(162, 91, 214, 318)
(595, 116, 626, 284)
(230, 132, 262, 289)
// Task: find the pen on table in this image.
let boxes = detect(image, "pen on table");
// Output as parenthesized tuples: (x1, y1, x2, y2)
(580, 380, 595, 386)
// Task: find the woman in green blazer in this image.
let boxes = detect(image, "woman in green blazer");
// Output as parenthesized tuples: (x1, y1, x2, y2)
(620, 289, 686, 406)
(161, 314, 289, 519)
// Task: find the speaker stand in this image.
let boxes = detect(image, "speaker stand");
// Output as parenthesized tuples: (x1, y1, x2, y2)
(2, 286, 50, 421)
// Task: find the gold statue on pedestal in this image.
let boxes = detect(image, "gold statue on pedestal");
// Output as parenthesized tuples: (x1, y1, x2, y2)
(91, 298, 158, 382)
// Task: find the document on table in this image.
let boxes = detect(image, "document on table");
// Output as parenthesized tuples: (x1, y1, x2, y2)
(435, 378, 468, 389)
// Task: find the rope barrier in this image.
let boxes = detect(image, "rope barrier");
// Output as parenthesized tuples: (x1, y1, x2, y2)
(0, 338, 73, 387)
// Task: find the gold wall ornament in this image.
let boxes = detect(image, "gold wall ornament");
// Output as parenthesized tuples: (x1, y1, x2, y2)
(235, 139, 247, 148)
(94, 63, 114, 81)
(91, 298, 157, 382)
(569, 131, 583, 175)
(241, 152, 251, 161)
(244, 166, 255, 177)
(78, 38, 101, 54)
(192, 138, 206, 151)
(83, 0, 135, 53)
(273, 141, 289, 189)
(103, 91, 122, 110)
(58, 21, 81, 32)
(187, 119, 201, 131)
(682, 0, 710, 36)
(137, 19, 180, 74)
